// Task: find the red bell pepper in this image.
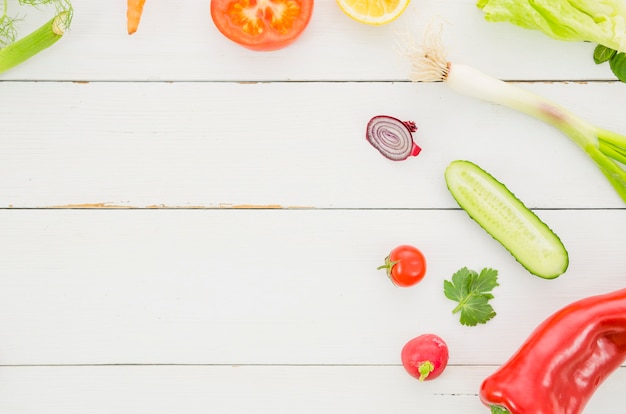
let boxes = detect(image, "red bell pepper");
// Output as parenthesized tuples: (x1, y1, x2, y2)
(479, 287, 626, 414)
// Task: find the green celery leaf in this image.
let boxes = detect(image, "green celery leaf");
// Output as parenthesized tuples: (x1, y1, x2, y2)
(443, 267, 473, 302)
(444, 267, 499, 326)
(468, 267, 499, 294)
(477, 0, 626, 53)
(459, 296, 496, 326)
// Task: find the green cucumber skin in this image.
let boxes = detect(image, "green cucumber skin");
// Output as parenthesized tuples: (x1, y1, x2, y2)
(445, 160, 569, 279)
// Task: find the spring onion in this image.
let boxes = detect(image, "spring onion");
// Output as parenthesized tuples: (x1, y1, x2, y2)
(400, 27, 626, 203)
(366, 115, 422, 161)
(0, 0, 73, 74)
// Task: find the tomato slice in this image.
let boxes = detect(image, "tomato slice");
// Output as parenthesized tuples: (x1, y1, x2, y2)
(211, 0, 314, 51)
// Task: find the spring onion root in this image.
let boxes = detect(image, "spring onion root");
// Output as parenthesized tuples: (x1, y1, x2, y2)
(0, 10, 72, 74)
(400, 27, 626, 203)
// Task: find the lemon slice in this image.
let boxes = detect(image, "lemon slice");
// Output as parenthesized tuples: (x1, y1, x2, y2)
(337, 0, 411, 25)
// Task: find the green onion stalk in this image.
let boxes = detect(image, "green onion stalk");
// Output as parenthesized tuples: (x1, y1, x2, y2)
(400, 27, 626, 204)
(0, 0, 73, 74)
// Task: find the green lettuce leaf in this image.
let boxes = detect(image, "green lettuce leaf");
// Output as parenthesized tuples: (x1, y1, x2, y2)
(477, 0, 626, 53)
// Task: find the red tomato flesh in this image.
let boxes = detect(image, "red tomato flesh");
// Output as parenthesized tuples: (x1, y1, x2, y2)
(211, 0, 314, 51)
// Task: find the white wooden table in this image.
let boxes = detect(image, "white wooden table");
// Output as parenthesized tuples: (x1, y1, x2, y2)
(1, 1, 626, 412)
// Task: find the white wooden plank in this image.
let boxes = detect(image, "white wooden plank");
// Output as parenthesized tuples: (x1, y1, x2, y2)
(0, 209, 624, 366)
(0, 364, 623, 413)
(2, 0, 625, 412)
(0, 365, 496, 414)
(0, 0, 614, 81)
(1, 81, 625, 208)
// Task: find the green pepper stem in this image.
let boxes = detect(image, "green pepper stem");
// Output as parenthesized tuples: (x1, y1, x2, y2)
(0, 11, 70, 74)
(490, 406, 511, 414)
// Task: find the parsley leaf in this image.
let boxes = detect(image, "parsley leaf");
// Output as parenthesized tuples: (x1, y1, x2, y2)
(443, 267, 499, 326)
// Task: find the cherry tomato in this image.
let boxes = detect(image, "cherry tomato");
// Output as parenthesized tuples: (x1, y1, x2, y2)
(377, 244, 427, 287)
(210, 0, 314, 51)
(401, 334, 449, 381)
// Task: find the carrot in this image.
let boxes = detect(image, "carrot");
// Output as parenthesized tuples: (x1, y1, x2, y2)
(127, 0, 146, 35)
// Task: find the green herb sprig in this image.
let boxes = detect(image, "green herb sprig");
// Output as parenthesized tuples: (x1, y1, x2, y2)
(444, 267, 499, 326)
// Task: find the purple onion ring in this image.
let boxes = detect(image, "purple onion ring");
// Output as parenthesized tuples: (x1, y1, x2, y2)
(366, 115, 421, 161)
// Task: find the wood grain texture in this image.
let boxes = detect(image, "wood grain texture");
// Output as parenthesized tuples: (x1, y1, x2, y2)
(0, 365, 623, 413)
(1, 1, 625, 413)
(1, 81, 625, 208)
(0, 0, 615, 81)
(0, 209, 624, 366)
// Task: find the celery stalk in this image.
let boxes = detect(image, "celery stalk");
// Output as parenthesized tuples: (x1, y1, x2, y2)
(0, 1, 73, 74)
(0, 11, 67, 74)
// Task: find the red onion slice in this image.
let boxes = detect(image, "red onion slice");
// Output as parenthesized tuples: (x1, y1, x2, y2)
(366, 115, 421, 161)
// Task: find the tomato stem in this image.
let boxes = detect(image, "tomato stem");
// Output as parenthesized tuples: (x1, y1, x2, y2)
(376, 257, 400, 285)
(376, 257, 398, 272)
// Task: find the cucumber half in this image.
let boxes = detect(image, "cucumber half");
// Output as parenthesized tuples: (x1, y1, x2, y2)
(444, 160, 569, 279)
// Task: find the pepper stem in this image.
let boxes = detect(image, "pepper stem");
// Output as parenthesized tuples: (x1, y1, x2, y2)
(490, 406, 511, 414)
(417, 361, 434, 381)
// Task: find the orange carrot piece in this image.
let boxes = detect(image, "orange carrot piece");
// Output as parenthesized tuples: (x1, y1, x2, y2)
(127, 0, 146, 35)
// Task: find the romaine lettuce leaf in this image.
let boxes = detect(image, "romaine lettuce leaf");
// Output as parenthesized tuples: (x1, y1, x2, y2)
(477, 0, 626, 53)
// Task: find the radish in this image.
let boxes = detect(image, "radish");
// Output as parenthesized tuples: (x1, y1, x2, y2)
(401, 334, 449, 381)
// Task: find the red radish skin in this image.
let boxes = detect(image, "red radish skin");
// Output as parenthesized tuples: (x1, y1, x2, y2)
(401, 334, 449, 381)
